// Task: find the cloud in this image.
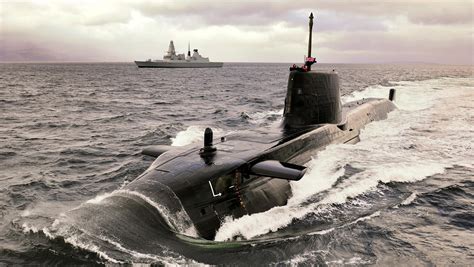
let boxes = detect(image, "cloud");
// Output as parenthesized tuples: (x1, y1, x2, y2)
(0, 32, 110, 62)
(0, 0, 472, 63)
(0, 40, 60, 62)
(130, 0, 473, 26)
(81, 10, 132, 26)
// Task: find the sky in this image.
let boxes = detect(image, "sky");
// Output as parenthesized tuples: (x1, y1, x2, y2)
(0, 0, 472, 64)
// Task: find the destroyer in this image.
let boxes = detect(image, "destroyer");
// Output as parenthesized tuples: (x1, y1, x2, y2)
(134, 40, 223, 68)
(126, 13, 398, 239)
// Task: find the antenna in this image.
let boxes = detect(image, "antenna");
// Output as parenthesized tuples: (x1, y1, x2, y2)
(307, 12, 314, 70)
(308, 12, 314, 58)
(288, 12, 317, 72)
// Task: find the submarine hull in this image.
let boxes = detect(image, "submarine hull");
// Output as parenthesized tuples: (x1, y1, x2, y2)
(126, 69, 397, 240)
(127, 96, 396, 240)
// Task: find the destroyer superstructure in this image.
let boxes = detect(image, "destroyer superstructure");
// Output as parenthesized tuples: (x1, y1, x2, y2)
(135, 40, 223, 68)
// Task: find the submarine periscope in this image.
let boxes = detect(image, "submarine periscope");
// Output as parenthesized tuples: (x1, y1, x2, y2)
(127, 12, 397, 240)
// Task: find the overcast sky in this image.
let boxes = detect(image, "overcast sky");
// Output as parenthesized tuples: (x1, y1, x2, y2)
(1, 0, 472, 64)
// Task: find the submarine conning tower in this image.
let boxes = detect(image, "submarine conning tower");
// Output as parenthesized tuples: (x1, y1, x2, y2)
(283, 12, 342, 128)
(283, 70, 342, 128)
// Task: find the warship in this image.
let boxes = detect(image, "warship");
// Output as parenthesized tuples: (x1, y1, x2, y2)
(122, 12, 398, 239)
(134, 41, 223, 68)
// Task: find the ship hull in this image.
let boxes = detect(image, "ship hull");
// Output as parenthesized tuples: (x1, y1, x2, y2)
(135, 61, 223, 68)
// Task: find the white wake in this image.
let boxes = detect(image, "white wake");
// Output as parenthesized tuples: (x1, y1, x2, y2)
(215, 77, 474, 241)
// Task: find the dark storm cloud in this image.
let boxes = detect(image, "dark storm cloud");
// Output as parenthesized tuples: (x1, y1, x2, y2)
(130, 2, 388, 33)
(318, 1, 473, 25)
(82, 11, 132, 26)
(0, 32, 109, 62)
(407, 5, 473, 25)
(131, 1, 287, 23)
(1, 0, 472, 63)
(0, 42, 59, 62)
(131, 0, 473, 27)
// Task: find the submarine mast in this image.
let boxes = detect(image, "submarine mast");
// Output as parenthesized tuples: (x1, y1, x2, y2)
(283, 12, 342, 129)
(307, 12, 314, 70)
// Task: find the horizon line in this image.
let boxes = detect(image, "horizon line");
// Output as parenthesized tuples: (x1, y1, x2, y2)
(1, 61, 471, 66)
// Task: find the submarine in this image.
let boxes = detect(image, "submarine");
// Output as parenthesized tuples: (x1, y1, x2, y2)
(126, 13, 397, 240)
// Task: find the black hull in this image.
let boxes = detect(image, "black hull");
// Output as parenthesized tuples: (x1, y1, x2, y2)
(134, 61, 223, 68)
(127, 97, 396, 239)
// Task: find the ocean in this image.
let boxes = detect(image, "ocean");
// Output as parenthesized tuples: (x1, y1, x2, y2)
(0, 63, 472, 265)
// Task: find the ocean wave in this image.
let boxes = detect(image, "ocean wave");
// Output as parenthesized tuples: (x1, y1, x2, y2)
(171, 125, 224, 146)
(3, 63, 473, 265)
(215, 77, 473, 241)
